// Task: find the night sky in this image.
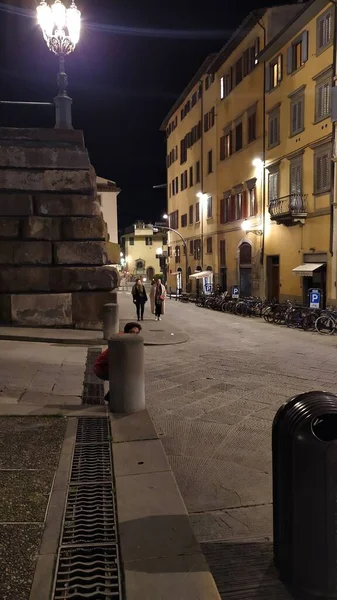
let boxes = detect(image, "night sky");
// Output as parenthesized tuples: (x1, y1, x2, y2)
(0, 0, 299, 231)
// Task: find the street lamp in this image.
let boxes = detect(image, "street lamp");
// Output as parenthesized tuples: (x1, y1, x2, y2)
(154, 222, 189, 292)
(242, 219, 263, 236)
(37, 0, 81, 129)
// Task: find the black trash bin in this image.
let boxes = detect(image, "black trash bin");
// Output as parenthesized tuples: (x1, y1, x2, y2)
(273, 390, 337, 598)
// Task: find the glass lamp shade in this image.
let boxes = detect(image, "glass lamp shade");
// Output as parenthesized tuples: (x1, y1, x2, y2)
(51, 0, 66, 30)
(37, 1, 53, 39)
(67, 2, 81, 46)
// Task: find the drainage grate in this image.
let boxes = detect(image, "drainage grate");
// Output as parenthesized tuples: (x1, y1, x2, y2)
(54, 545, 121, 599)
(62, 484, 117, 546)
(53, 417, 123, 599)
(71, 444, 113, 484)
(82, 348, 105, 405)
(76, 417, 110, 445)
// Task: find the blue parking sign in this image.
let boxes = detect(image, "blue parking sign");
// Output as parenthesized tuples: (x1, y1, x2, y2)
(309, 289, 321, 309)
(231, 285, 240, 299)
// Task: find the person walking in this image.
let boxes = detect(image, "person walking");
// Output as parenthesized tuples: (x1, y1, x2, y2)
(150, 278, 166, 321)
(131, 278, 148, 321)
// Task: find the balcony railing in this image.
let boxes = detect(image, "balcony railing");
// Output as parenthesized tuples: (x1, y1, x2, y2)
(269, 194, 307, 221)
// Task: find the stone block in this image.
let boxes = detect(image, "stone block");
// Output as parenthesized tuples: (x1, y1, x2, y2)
(0, 127, 84, 146)
(14, 242, 52, 265)
(0, 267, 50, 293)
(50, 266, 119, 292)
(35, 194, 100, 216)
(0, 168, 95, 193)
(62, 216, 106, 240)
(0, 194, 33, 216)
(72, 291, 118, 329)
(0, 146, 90, 170)
(11, 293, 72, 326)
(23, 217, 61, 240)
(54, 241, 114, 265)
(0, 218, 20, 238)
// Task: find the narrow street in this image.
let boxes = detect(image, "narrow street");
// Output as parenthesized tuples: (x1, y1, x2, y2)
(144, 298, 337, 598)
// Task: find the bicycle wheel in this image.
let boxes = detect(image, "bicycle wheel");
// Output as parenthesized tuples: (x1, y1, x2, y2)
(302, 313, 316, 331)
(315, 315, 336, 335)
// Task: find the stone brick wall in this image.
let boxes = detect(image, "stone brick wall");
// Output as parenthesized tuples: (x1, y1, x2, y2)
(0, 128, 119, 329)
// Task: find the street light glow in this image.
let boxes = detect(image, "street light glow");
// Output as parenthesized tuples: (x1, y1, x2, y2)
(252, 158, 263, 168)
(37, 0, 81, 54)
(241, 219, 250, 232)
(120, 251, 124, 257)
(162, 213, 168, 219)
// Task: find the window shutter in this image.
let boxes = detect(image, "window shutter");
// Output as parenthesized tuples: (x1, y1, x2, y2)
(316, 155, 322, 192)
(277, 54, 283, 83)
(220, 197, 225, 224)
(331, 87, 337, 122)
(302, 30, 308, 62)
(265, 64, 270, 92)
(287, 46, 293, 74)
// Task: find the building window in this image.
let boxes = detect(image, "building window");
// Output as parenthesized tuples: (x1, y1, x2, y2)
(168, 246, 172, 257)
(181, 213, 188, 228)
(196, 161, 201, 183)
(175, 245, 181, 264)
(314, 144, 331, 194)
(194, 239, 201, 260)
(290, 156, 303, 199)
(249, 186, 257, 216)
(196, 202, 200, 222)
(206, 196, 213, 219)
(189, 166, 193, 187)
(220, 70, 233, 100)
(189, 205, 193, 225)
(268, 107, 280, 148)
(129, 237, 134, 246)
(287, 31, 308, 74)
(220, 127, 233, 160)
(206, 237, 213, 253)
(235, 122, 243, 152)
(290, 88, 304, 136)
(317, 9, 332, 52)
(207, 150, 213, 174)
(267, 55, 282, 91)
(224, 194, 236, 222)
(315, 72, 332, 121)
(248, 111, 256, 143)
(145, 237, 153, 246)
(268, 171, 279, 204)
(235, 56, 243, 85)
(191, 91, 197, 107)
(169, 210, 179, 230)
(189, 240, 194, 255)
(236, 192, 243, 220)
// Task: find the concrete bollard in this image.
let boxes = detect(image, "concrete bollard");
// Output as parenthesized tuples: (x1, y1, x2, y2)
(108, 335, 145, 413)
(103, 303, 119, 340)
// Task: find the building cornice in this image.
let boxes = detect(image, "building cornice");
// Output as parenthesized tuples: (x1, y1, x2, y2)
(259, 0, 332, 63)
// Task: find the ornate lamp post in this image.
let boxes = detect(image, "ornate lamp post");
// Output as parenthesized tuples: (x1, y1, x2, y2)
(37, 0, 81, 129)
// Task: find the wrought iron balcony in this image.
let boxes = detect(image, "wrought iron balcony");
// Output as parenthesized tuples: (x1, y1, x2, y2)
(269, 194, 307, 225)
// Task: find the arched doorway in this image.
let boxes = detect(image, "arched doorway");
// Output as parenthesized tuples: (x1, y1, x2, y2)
(146, 266, 154, 281)
(239, 242, 252, 297)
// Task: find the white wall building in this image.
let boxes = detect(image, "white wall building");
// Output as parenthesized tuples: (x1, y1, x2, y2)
(96, 176, 119, 244)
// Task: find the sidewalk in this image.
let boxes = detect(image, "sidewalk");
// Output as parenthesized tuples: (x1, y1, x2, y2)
(0, 291, 189, 346)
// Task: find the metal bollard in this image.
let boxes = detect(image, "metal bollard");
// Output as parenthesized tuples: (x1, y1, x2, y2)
(103, 303, 119, 340)
(108, 334, 145, 413)
(273, 390, 337, 597)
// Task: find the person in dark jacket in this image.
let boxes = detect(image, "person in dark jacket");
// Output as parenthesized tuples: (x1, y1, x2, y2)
(131, 278, 148, 321)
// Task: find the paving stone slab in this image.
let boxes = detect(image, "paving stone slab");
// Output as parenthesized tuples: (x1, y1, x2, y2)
(113, 439, 170, 477)
(0, 416, 67, 469)
(0, 524, 43, 600)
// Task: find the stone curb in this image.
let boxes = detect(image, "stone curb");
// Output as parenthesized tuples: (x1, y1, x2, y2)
(29, 418, 77, 600)
(110, 410, 221, 600)
(0, 332, 189, 346)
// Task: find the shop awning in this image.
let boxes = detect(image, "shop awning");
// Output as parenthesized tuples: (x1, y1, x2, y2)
(292, 263, 324, 276)
(189, 271, 213, 280)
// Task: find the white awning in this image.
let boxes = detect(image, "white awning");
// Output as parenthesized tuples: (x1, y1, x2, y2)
(189, 270, 213, 280)
(292, 263, 324, 276)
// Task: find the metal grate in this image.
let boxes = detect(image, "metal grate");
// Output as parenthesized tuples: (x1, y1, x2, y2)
(62, 484, 117, 546)
(53, 417, 123, 599)
(54, 545, 121, 599)
(76, 418, 110, 445)
(82, 348, 105, 405)
(71, 444, 113, 484)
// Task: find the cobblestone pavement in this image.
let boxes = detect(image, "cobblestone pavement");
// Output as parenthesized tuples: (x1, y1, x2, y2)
(144, 299, 337, 598)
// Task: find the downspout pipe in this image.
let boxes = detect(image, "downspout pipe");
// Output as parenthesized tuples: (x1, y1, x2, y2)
(330, 1, 337, 302)
(258, 20, 266, 279)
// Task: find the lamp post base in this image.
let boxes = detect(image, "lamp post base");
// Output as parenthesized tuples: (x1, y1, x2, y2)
(54, 94, 73, 130)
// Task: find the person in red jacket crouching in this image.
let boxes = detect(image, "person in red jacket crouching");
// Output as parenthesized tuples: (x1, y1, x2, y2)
(94, 322, 142, 402)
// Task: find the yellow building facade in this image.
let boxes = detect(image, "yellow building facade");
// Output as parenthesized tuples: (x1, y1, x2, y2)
(121, 222, 167, 282)
(162, 0, 336, 305)
(261, 0, 334, 305)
